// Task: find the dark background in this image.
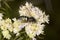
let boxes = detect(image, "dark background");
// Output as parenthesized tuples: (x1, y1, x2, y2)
(0, 0, 60, 40)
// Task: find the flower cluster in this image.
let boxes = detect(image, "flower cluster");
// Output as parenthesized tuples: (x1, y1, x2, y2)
(19, 2, 49, 40)
(0, 14, 28, 39)
(0, 2, 49, 40)
(0, 13, 12, 39)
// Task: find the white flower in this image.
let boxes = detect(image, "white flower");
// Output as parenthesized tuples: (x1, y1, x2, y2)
(19, 2, 32, 17)
(12, 18, 28, 34)
(19, 2, 49, 39)
(43, 13, 49, 23)
(5, 18, 13, 32)
(13, 28, 20, 34)
(25, 23, 36, 38)
(16, 33, 20, 36)
(32, 38, 36, 40)
(18, 23, 28, 30)
(0, 20, 4, 26)
(19, 2, 48, 20)
(13, 18, 21, 34)
(0, 13, 3, 20)
(12, 18, 17, 21)
(0, 2, 49, 40)
(36, 24, 45, 35)
(2, 30, 11, 39)
(25, 23, 45, 38)
(0, 18, 13, 32)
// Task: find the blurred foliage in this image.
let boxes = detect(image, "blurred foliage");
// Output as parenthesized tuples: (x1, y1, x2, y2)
(0, 0, 20, 19)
